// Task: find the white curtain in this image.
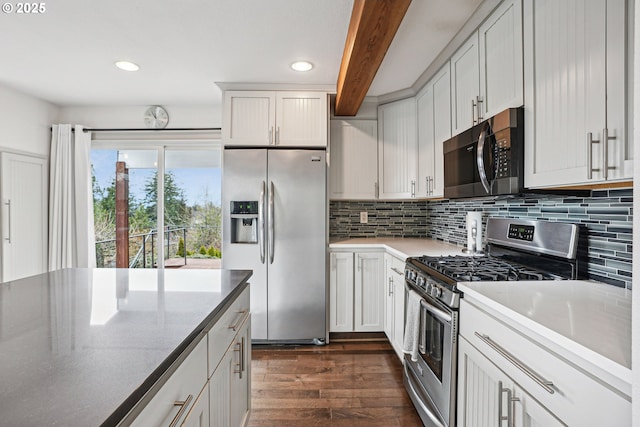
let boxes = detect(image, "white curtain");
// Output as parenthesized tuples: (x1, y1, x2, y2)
(49, 124, 96, 269)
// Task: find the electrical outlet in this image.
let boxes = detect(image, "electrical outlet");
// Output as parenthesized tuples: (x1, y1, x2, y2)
(359, 211, 368, 224)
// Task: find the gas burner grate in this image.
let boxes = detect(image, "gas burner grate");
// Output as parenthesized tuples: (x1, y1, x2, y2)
(415, 255, 561, 282)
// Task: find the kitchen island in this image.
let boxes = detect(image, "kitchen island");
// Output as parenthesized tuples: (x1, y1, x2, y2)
(0, 268, 251, 426)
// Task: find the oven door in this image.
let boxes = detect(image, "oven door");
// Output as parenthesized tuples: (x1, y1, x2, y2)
(404, 283, 457, 427)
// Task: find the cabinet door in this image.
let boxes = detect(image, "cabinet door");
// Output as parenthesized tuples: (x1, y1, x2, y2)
(182, 383, 210, 427)
(223, 91, 276, 146)
(391, 259, 405, 358)
(451, 33, 480, 136)
(329, 120, 378, 199)
(329, 252, 354, 332)
(210, 346, 232, 427)
(417, 63, 450, 198)
(275, 92, 328, 147)
(383, 255, 395, 343)
(479, 0, 524, 119)
(523, 0, 610, 187)
(354, 252, 384, 331)
(0, 153, 47, 282)
(459, 336, 566, 427)
(230, 317, 251, 427)
(377, 98, 418, 199)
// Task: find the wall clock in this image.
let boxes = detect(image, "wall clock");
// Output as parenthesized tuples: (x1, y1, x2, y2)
(144, 105, 169, 129)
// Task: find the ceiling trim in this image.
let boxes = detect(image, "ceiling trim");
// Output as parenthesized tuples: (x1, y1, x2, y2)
(334, 0, 412, 116)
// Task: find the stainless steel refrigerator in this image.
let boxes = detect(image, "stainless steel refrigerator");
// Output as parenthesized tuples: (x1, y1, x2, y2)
(222, 148, 327, 343)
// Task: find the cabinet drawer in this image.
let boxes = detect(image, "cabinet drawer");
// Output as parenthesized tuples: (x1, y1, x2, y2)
(208, 287, 250, 377)
(131, 338, 208, 427)
(460, 299, 630, 426)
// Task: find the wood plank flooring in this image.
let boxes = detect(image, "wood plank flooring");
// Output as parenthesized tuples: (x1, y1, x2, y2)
(247, 340, 424, 427)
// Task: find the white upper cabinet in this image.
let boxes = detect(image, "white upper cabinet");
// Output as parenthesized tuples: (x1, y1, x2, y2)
(451, 0, 523, 136)
(377, 98, 418, 199)
(478, 0, 524, 120)
(524, 0, 632, 188)
(223, 90, 328, 147)
(417, 64, 451, 198)
(329, 120, 378, 199)
(451, 33, 481, 136)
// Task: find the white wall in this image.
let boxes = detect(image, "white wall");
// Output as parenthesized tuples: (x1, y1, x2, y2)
(57, 104, 222, 129)
(0, 83, 59, 157)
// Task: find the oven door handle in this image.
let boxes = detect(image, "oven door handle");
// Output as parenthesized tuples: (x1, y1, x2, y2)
(420, 299, 452, 324)
(405, 282, 453, 324)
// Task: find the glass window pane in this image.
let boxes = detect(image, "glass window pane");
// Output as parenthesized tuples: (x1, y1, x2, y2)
(164, 149, 222, 269)
(91, 149, 159, 268)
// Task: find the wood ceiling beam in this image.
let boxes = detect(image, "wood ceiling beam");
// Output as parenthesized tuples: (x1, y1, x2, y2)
(335, 0, 412, 116)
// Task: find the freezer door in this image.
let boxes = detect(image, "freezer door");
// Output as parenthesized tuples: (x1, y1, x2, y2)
(267, 149, 327, 341)
(222, 149, 269, 340)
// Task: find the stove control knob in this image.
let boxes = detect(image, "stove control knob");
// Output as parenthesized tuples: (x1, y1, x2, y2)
(432, 287, 442, 298)
(416, 276, 425, 287)
(425, 282, 432, 293)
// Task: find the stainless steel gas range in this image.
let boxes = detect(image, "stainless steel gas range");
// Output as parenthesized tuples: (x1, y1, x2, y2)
(403, 218, 580, 427)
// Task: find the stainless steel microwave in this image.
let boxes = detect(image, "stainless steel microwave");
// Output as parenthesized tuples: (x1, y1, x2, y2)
(443, 107, 524, 199)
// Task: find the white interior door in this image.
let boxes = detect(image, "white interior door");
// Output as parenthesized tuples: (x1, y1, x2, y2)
(1, 152, 48, 282)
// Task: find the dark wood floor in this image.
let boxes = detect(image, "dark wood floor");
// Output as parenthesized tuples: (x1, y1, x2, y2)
(247, 340, 424, 427)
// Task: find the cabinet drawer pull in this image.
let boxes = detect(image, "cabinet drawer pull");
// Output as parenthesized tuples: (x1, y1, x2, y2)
(169, 394, 193, 427)
(587, 132, 600, 179)
(603, 128, 616, 179)
(390, 267, 404, 276)
(471, 99, 477, 125)
(475, 332, 555, 394)
(229, 310, 247, 331)
(388, 277, 393, 296)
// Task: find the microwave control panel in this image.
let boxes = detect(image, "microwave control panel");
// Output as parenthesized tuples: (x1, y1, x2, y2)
(494, 138, 511, 178)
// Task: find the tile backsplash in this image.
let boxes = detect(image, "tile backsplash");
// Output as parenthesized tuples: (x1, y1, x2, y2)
(329, 188, 633, 289)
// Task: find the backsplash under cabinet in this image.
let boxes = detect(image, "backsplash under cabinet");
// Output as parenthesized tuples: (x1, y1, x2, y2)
(329, 188, 633, 289)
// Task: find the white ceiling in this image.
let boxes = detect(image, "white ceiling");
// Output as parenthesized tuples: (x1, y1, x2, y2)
(0, 0, 482, 108)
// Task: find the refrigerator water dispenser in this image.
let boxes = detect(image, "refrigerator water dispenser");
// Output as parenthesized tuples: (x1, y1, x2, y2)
(230, 201, 259, 243)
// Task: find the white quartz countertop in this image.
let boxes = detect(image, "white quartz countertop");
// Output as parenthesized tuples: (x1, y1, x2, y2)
(329, 237, 464, 259)
(458, 280, 632, 393)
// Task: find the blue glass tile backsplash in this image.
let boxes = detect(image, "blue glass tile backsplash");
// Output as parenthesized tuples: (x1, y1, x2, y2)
(329, 188, 633, 289)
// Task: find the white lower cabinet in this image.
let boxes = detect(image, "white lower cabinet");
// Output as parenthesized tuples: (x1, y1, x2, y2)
(182, 383, 211, 427)
(458, 336, 562, 427)
(383, 253, 405, 359)
(130, 339, 209, 427)
(458, 299, 630, 427)
(329, 250, 384, 332)
(127, 287, 251, 427)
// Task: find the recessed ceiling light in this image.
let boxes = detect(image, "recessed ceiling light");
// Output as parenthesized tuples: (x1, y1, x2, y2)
(115, 60, 140, 72)
(291, 61, 313, 72)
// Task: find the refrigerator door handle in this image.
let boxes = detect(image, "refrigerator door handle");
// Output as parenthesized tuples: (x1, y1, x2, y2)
(259, 180, 266, 263)
(268, 181, 275, 264)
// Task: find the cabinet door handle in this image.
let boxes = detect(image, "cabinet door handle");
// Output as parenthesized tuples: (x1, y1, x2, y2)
(169, 394, 193, 427)
(234, 337, 245, 378)
(471, 99, 477, 125)
(269, 127, 274, 145)
(603, 128, 616, 179)
(374, 182, 379, 199)
(411, 180, 416, 198)
(390, 267, 404, 276)
(476, 96, 484, 122)
(475, 332, 555, 394)
(587, 132, 600, 179)
(4, 200, 11, 243)
(229, 310, 247, 331)
(275, 126, 280, 145)
(388, 277, 393, 296)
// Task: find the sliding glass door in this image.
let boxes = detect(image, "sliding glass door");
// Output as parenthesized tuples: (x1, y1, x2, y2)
(90, 143, 221, 269)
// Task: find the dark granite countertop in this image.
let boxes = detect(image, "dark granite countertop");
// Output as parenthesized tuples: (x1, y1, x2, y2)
(0, 268, 252, 427)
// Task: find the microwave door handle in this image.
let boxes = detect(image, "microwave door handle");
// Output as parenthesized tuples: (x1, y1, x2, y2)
(476, 124, 492, 194)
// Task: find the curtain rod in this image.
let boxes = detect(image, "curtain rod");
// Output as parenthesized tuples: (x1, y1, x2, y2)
(82, 127, 221, 133)
(50, 127, 221, 133)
